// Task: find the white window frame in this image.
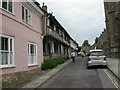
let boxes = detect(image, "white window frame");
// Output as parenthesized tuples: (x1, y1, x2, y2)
(0, 0, 1, 8)
(0, 0, 14, 14)
(22, 5, 32, 25)
(28, 42, 37, 66)
(0, 34, 15, 68)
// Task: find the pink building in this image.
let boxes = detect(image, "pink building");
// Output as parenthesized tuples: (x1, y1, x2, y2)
(0, 0, 44, 80)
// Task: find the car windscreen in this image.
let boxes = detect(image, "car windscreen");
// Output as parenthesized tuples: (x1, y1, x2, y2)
(90, 51, 104, 56)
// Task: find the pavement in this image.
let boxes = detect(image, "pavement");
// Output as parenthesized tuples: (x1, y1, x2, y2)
(21, 59, 72, 88)
(107, 58, 120, 79)
(20, 57, 120, 89)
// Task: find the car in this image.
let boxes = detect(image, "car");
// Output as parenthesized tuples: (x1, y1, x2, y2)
(86, 49, 107, 69)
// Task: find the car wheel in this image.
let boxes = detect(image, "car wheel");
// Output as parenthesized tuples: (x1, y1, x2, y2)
(87, 64, 90, 69)
(87, 66, 90, 69)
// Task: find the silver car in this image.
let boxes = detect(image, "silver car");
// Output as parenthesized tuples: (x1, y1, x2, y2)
(86, 49, 107, 69)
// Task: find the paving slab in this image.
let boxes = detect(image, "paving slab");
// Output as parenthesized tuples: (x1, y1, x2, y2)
(107, 58, 120, 79)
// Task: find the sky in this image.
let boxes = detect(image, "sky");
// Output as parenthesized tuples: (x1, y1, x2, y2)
(37, 0, 106, 46)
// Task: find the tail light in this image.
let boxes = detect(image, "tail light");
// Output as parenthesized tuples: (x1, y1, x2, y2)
(88, 58, 91, 61)
(104, 57, 106, 61)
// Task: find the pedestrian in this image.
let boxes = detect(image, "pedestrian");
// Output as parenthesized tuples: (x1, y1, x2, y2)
(81, 52, 85, 58)
(71, 51, 76, 63)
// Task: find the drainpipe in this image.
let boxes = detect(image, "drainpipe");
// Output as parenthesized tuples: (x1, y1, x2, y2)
(41, 13, 51, 62)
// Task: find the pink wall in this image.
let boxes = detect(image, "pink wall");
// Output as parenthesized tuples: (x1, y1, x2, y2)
(0, 2, 43, 74)
(0, 9, 3, 33)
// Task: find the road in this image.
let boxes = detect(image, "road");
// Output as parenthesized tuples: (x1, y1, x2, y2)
(38, 57, 119, 88)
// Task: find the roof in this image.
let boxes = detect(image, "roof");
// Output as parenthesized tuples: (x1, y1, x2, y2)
(48, 13, 78, 46)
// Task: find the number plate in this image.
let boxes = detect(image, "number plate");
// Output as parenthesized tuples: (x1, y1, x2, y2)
(94, 58, 100, 60)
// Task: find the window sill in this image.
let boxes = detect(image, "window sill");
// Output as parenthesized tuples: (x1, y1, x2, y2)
(0, 65, 15, 69)
(22, 20, 32, 27)
(28, 64, 38, 67)
(0, 8, 15, 16)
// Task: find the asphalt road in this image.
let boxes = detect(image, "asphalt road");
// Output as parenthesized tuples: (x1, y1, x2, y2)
(38, 57, 119, 88)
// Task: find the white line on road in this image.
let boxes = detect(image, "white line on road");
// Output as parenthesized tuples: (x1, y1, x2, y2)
(103, 69, 120, 89)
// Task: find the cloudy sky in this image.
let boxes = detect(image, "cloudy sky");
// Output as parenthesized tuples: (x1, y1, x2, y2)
(37, 0, 106, 46)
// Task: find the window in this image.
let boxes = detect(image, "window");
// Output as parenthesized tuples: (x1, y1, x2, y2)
(8, 0, 12, 12)
(22, 6, 32, 25)
(54, 42, 58, 53)
(0, 0, 1, 7)
(90, 51, 104, 56)
(0, 34, 14, 68)
(1, 0, 13, 13)
(28, 42, 37, 66)
(2, 0, 7, 10)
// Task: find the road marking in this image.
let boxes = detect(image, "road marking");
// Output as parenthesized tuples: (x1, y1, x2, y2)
(103, 69, 120, 89)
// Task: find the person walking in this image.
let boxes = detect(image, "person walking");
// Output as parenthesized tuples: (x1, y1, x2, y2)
(71, 51, 76, 63)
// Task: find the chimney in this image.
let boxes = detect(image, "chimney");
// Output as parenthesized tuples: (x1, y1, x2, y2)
(35, 2, 40, 6)
(42, 3, 47, 12)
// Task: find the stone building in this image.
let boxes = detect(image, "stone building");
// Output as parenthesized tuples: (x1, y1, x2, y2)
(81, 46, 93, 54)
(104, 1, 120, 58)
(41, 4, 78, 59)
(94, 29, 108, 56)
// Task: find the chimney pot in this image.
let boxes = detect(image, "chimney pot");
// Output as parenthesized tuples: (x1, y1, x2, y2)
(42, 3, 47, 12)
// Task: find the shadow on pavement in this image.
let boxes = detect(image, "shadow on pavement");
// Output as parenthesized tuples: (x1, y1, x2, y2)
(87, 65, 108, 69)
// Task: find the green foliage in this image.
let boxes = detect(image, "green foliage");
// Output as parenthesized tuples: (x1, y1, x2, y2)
(82, 40, 91, 46)
(41, 57, 65, 70)
(96, 45, 100, 49)
(103, 41, 107, 45)
(53, 57, 65, 64)
(78, 46, 81, 52)
(82, 50, 86, 54)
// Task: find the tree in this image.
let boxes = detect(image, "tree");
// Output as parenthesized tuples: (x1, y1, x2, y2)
(82, 40, 91, 46)
(77, 46, 81, 52)
(82, 50, 86, 54)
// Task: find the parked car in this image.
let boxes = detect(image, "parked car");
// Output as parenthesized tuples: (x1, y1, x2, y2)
(86, 49, 107, 69)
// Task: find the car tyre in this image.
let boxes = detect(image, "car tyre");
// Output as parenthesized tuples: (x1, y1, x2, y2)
(87, 66, 90, 69)
(87, 64, 90, 69)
